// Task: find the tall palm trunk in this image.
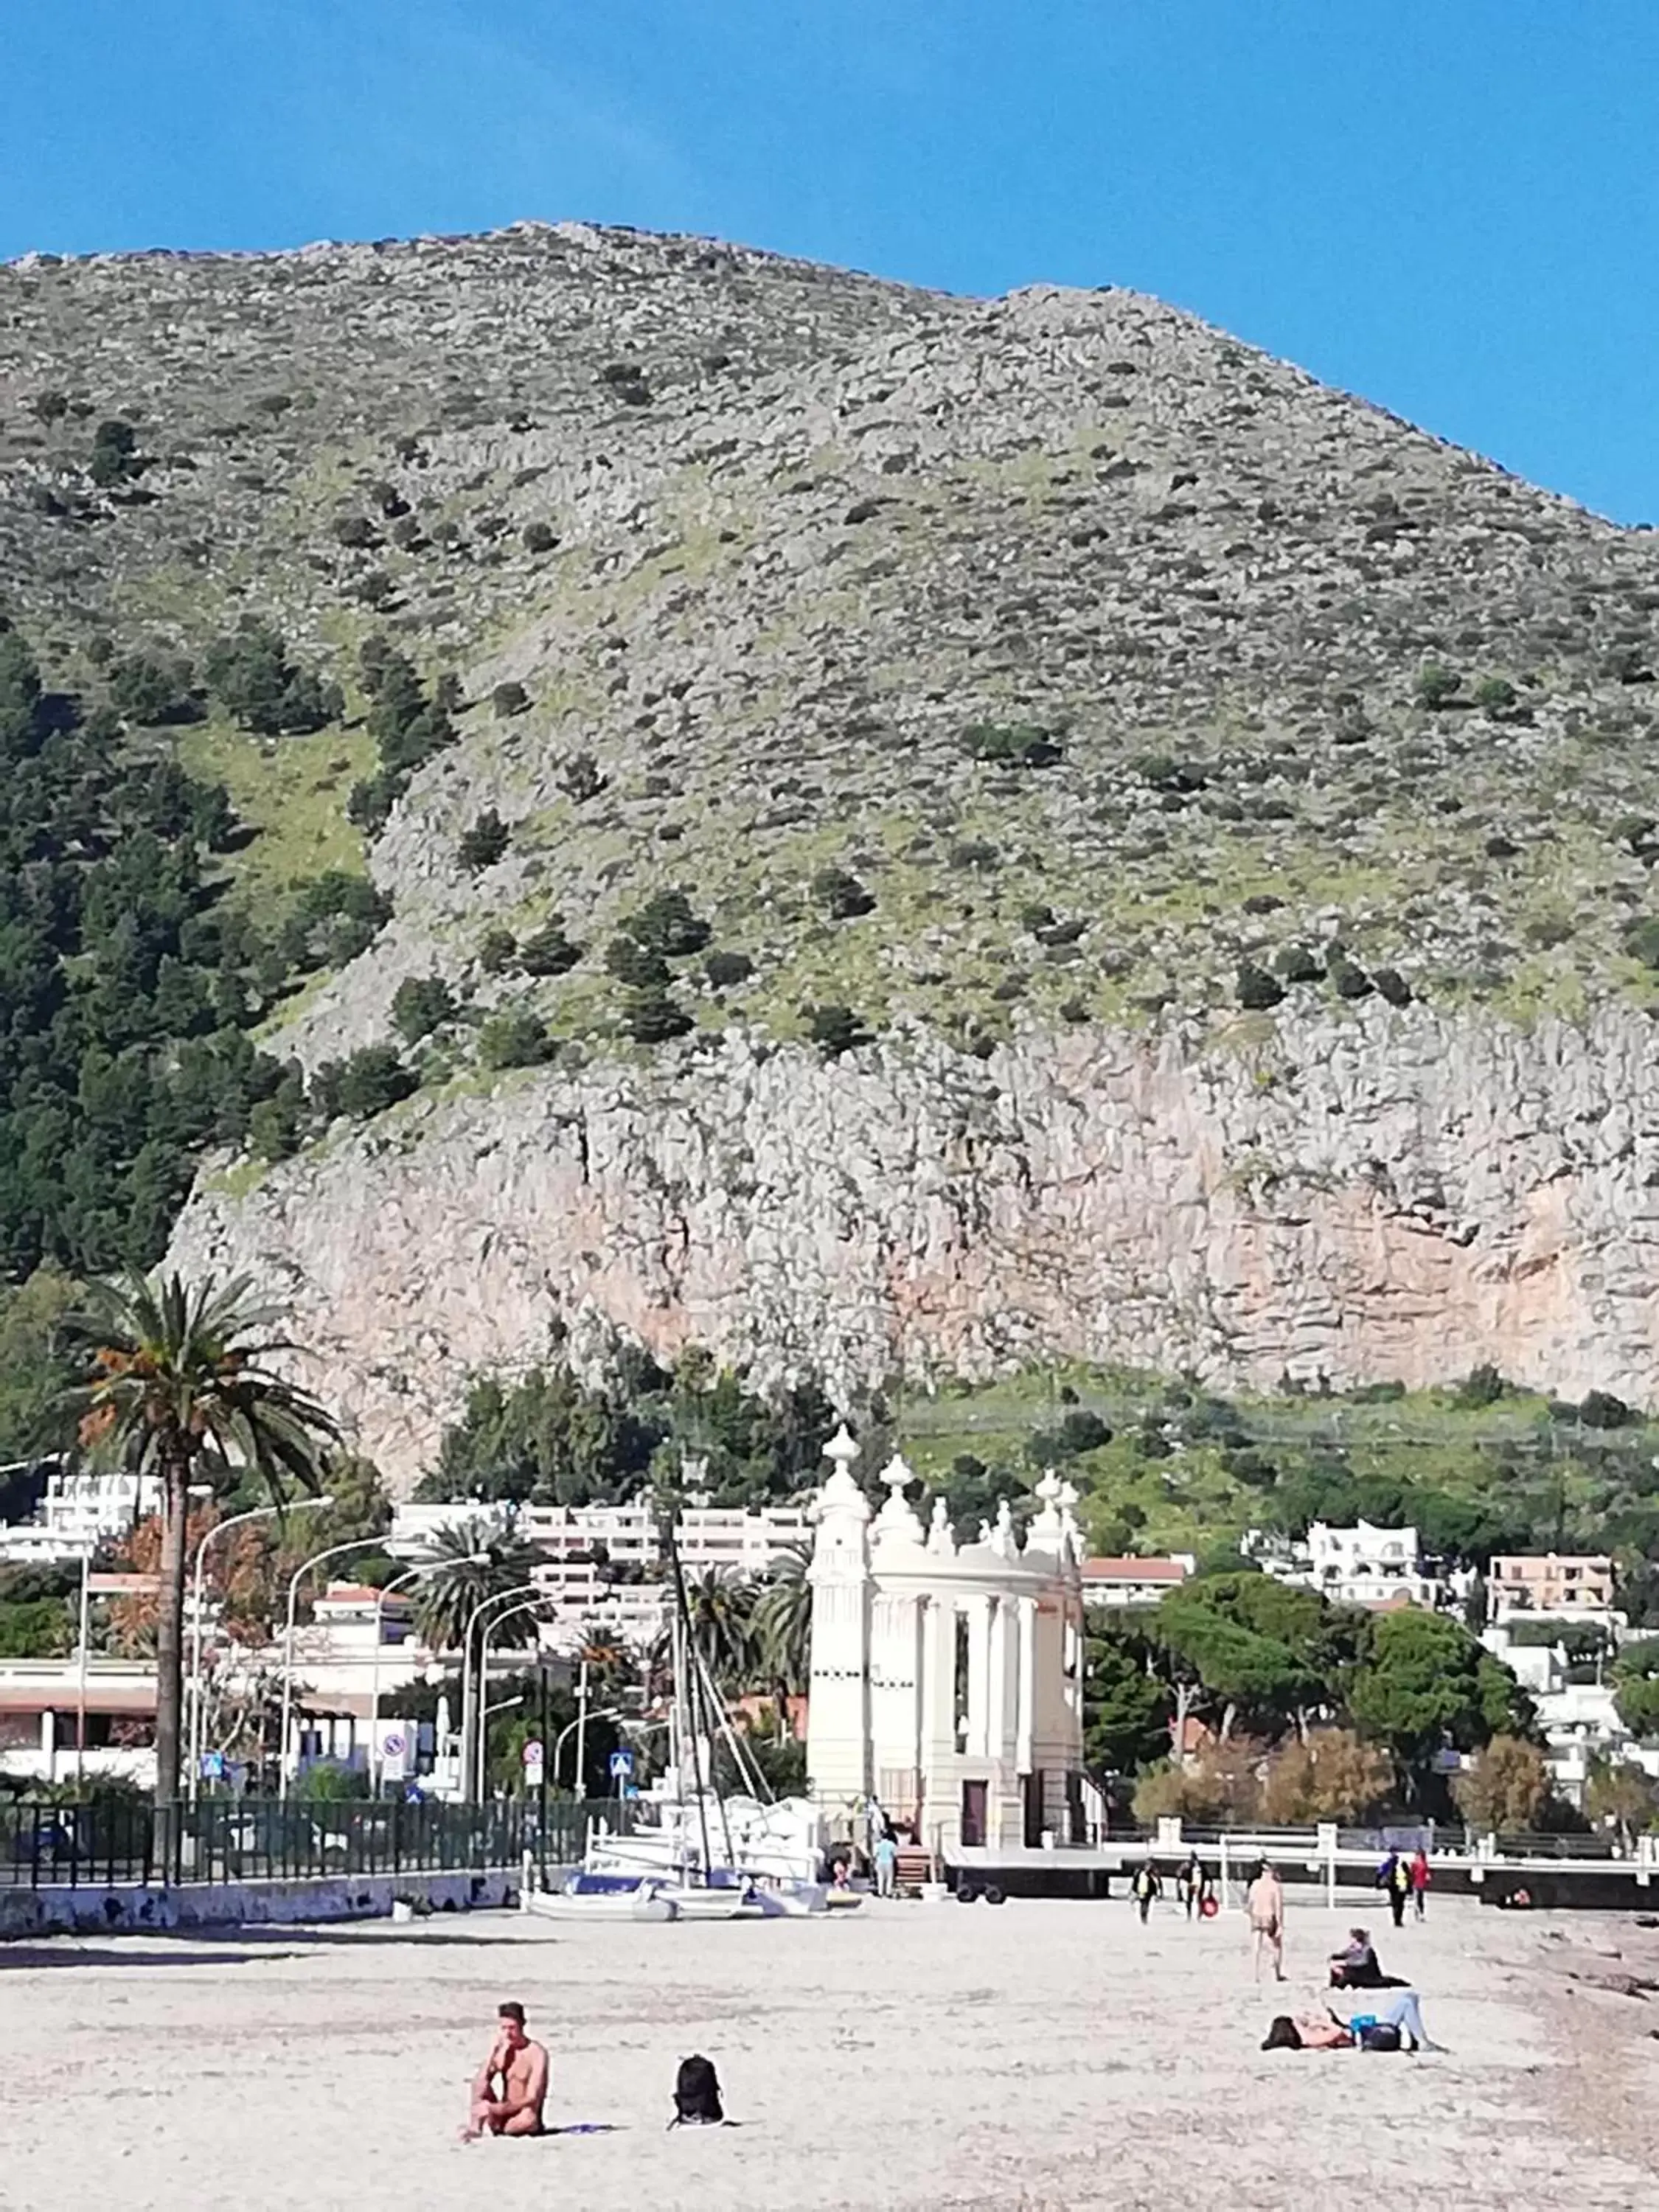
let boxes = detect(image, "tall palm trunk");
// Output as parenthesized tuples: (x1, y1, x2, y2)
(153, 1453, 191, 1805)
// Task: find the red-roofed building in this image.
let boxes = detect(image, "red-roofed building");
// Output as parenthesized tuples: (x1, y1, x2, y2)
(1081, 1555, 1195, 1608)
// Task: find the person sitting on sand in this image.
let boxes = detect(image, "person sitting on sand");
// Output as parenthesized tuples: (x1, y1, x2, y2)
(1261, 1989, 1446, 2054)
(462, 2001, 549, 2139)
(1326, 1926, 1406, 1990)
(1246, 1861, 1286, 1983)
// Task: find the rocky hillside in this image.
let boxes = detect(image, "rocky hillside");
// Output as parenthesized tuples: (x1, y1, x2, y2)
(6, 223, 1659, 1482)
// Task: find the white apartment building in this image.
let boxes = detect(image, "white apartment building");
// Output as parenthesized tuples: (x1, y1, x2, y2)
(389, 1497, 813, 1650)
(0, 1464, 161, 1565)
(1257, 1520, 1452, 1610)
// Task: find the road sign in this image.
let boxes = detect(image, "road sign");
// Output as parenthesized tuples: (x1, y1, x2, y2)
(381, 1729, 408, 1781)
(608, 1747, 634, 1781)
(521, 1738, 544, 1782)
(198, 1750, 226, 1782)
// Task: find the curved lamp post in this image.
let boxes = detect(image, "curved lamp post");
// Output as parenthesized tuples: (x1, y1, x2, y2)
(368, 1555, 486, 1790)
(458, 1582, 543, 1802)
(473, 1596, 556, 1800)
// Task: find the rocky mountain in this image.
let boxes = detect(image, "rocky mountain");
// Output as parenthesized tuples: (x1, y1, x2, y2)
(5, 223, 1659, 1484)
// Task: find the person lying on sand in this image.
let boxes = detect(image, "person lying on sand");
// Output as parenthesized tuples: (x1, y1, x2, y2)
(462, 2001, 549, 2139)
(1262, 1991, 1446, 2054)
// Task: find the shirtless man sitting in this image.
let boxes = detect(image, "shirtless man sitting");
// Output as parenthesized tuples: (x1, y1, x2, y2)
(462, 2001, 549, 2139)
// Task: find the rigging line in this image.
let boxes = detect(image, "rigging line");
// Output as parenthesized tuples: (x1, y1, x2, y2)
(663, 1517, 716, 1885)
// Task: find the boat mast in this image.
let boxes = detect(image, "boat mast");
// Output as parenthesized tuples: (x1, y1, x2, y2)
(661, 1503, 717, 1885)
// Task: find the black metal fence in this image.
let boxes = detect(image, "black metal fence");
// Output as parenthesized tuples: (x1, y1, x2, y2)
(0, 1795, 625, 1891)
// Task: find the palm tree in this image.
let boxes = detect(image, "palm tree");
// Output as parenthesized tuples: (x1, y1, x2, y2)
(409, 1521, 547, 1653)
(754, 1541, 812, 1680)
(684, 1568, 759, 1697)
(67, 1271, 338, 1804)
(754, 1540, 813, 1729)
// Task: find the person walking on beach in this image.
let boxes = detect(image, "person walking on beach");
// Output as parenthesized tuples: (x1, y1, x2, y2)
(873, 1829, 900, 1898)
(1384, 1853, 1412, 1930)
(1175, 1851, 1203, 1919)
(1247, 1860, 1285, 1983)
(1132, 1860, 1162, 1924)
(462, 2001, 549, 2139)
(1410, 1846, 1430, 1921)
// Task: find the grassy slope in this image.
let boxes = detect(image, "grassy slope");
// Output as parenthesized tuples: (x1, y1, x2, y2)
(175, 719, 376, 906)
(891, 1363, 1649, 1562)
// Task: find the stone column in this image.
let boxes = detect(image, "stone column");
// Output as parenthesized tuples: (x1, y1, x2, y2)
(869, 1585, 922, 1808)
(806, 1427, 872, 1819)
(1015, 1596, 1037, 1775)
(963, 1593, 992, 1760)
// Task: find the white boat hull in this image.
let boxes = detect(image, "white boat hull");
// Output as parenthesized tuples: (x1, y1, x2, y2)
(524, 1884, 675, 1923)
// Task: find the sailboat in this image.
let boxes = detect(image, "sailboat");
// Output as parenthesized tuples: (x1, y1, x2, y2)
(525, 1519, 836, 1923)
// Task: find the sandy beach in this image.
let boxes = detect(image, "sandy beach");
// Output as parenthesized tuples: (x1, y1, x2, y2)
(1, 1893, 1656, 2211)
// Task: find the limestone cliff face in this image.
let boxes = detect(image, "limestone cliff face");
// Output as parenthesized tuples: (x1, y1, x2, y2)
(169, 1003, 1659, 1489)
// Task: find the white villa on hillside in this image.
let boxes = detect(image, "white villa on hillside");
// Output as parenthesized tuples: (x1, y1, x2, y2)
(1252, 1520, 1458, 1610)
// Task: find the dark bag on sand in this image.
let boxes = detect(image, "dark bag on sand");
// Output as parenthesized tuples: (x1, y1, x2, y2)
(1358, 2023, 1402, 2053)
(672, 2054, 725, 2126)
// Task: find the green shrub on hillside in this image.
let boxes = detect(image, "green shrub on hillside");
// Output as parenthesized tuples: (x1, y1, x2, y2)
(88, 418, 142, 487)
(1236, 963, 1284, 1009)
(811, 866, 875, 919)
(311, 1046, 416, 1121)
(479, 1009, 554, 1070)
(806, 1003, 869, 1055)
(705, 950, 754, 989)
(456, 809, 510, 871)
(518, 919, 582, 976)
(205, 620, 341, 736)
(109, 651, 198, 726)
(391, 975, 457, 1043)
(1415, 662, 1461, 709)
(622, 987, 692, 1043)
(625, 888, 710, 957)
(962, 722, 1063, 768)
(606, 937, 671, 989)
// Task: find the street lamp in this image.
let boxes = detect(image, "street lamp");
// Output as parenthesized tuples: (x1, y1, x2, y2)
(553, 1705, 626, 1792)
(187, 1495, 334, 1803)
(276, 1537, 386, 1801)
(459, 1583, 544, 1803)
(474, 1597, 552, 1800)
(368, 1556, 487, 1790)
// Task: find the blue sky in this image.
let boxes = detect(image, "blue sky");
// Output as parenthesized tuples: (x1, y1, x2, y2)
(6, 3, 1657, 522)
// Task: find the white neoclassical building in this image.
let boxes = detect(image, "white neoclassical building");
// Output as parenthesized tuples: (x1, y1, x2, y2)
(807, 1428, 1086, 1856)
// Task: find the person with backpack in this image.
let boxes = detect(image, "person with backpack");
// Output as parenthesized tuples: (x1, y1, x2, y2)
(669, 2054, 728, 2128)
(1131, 1860, 1162, 1924)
